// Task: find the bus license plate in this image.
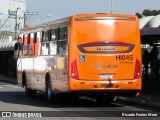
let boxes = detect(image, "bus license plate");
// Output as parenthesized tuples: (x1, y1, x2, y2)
(100, 74, 113, 79)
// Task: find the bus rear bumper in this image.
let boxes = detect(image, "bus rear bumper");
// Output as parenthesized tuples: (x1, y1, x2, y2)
(69, 90, 140, 97)
(69, 78, 142, 96)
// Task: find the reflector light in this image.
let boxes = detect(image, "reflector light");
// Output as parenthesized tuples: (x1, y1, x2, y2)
(71, 59, 79, 79)
(134, 59, 141, 79)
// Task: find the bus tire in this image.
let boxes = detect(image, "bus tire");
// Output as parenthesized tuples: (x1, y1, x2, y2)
(25, 82, 36, 97)
(46, 76, 54, 103)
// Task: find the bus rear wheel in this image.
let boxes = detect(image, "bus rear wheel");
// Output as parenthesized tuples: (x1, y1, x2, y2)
(46, 77, 54, 103)
(25, 82, 36, 97)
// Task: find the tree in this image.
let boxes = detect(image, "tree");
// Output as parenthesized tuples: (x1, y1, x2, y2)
(142, 9, 150, 16)
(142, 9, 160, 16)
(136, 9, 160, 18)
(136, 13, 142, 18)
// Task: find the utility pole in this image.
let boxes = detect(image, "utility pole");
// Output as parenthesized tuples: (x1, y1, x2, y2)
(14, 10, 38, 39)
(111, 0, 113, 14)
(23, 11, 38, 28)
(15, 7, 20, 40)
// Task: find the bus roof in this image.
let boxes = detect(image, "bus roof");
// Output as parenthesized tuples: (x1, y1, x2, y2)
(21, 17, 70, 33)
(21, 13, 137, 33)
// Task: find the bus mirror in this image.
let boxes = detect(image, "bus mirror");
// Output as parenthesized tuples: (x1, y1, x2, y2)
(14, 42, 22, 59)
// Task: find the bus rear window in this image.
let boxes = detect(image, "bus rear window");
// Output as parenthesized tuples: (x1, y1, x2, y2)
(74, 19, 137, 45)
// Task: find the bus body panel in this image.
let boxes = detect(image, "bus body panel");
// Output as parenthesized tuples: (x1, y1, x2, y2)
(17, 21, 70, 94)
(68, 14, 142, 93)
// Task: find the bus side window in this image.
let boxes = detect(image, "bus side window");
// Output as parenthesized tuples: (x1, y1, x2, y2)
(29, 33, 34, 56)
(50, 28, 58, 55)
(34, 32, 37, 44)
(23, 34, 29, 56)
(27, 34, 30, 44)
(42, 30, 49, 55)
(57, 27, 67, 55)
(33, 32, 37, 55)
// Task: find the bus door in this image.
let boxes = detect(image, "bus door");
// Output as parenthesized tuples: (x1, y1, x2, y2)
(33, 32, 40, 79)
(30, 32, 42, 89)
(22, 34, 34, 88)
(28, 33, 37, 88)
(56, 26, 68, 92)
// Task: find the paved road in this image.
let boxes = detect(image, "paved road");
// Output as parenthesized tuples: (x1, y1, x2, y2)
(0, 81, 159, 120)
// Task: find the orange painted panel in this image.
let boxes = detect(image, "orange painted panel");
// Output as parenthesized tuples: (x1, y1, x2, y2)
(68, 14, 142, 91)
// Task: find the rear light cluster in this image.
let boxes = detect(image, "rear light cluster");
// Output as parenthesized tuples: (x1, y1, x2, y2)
(134, 59, 141, 79)
(71, 59, 79, 79)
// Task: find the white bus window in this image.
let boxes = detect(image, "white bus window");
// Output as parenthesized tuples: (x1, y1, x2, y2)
(50, 41, 57, 55)
(42, 43, 49, 55)
(59, 27, 67, 40)
(58, 41, 66, 55)
(43, 30, 50, 42)
(42, 30, 49, 55)
(50, 29, 58, 55)
(51, 29, 58, 41)
(57, 27, 67, 55)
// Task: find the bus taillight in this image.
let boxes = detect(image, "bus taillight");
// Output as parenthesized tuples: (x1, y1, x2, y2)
(71, 59, 79, 80)
(134, 59, 141, 79)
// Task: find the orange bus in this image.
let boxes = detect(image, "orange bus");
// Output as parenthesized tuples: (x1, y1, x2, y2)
(16, 13, 142, 103)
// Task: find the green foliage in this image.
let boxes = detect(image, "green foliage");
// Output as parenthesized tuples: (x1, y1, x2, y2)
(142, 9, 160, 16)
(135, 9, 160, 18)
(136, 13, 142, 18)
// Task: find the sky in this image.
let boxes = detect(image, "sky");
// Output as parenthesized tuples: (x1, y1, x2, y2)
(26, 0, 160, 25)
